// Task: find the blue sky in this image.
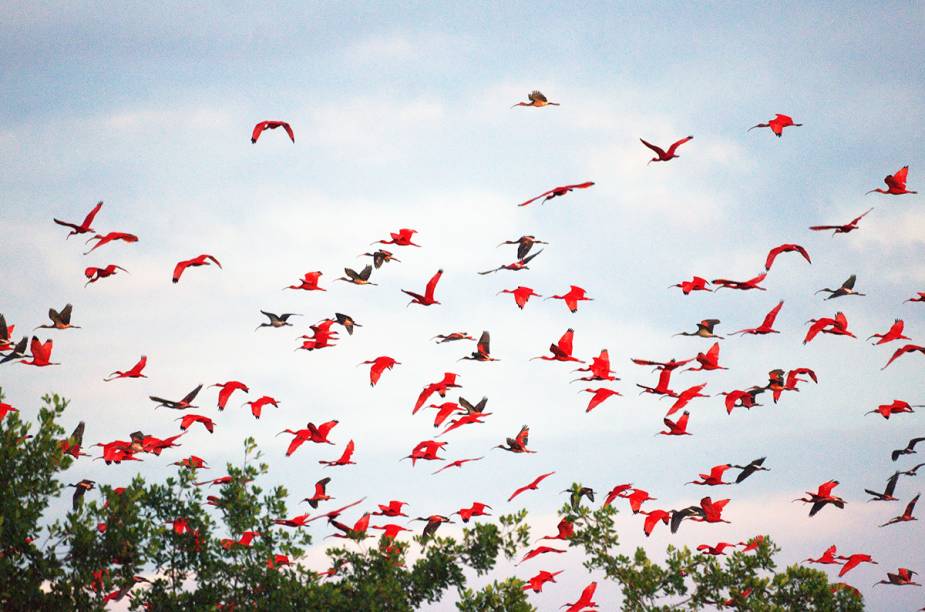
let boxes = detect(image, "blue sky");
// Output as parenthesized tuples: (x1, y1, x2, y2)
(2, 2, 924, 610)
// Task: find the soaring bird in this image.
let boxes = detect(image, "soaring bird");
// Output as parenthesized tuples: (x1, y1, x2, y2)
(84, 264, 128, 286)
(21, 337, 59, 366)
(865, 472, 901, 502)
(563, 582, 597, 612)
(497, 235, 547, 259)
(67, 479, 96, 511)
(54, 201, 103, 239)
(510, 90, 559, 108)
(837, 553, 877, 577)
(460, 331, 499, 362)
(731, 301, 783, 336)
(334, 313, 361, 335)
(251, 120, 294, 143)
(517, 183, 593, 207)
(547, 285, 592, 313)
(669, 276, 711, 295)
(402, 269, 443, 306)
(765, 243, 811, 271)
(873, 567, 921, 586)
(507, 471, 555, 502)
(499, 286, 542, 310)
(432, 332, 474, 344)
(319, 440, 356, 467)
(84, 231, 138, 255)
(809, 208, 873, 235)
(712, 273, 767, 291)
(336, 265, 377, 286)
(495, 425, 535, 454)
(359, 356, 400, 387)
(35, 304, 81, 331)
(359, 249, 401, 268)
(303, 477, 334, 509)
(674, 319, 723, 339)
(816, 274, 865, 299)
(732, 457, 770, 484)
(572, 349, 618, 382)
(173, 254, 221, 284)
(149, 384, 202, 410)
(256, 311, 300, 330)
(640, 136, 693, 164)
(803, 544, 841, 565)
(521, 570, 562, 593)
(670, 496, 731, 533)
(794, 480, 846, 516)
(867, 166, 917, 195)
(892, 437, 925, 462)
(866, 399, 922, 419)
(748, 114, 802, 137)
(880, 494, 919, 526)
(868, 319, 910, 345)
(412, 515, 454, 542)
(210, 380, 249, 410)
(659, 411, 691, 436)
(532, 328, 584, 363)
(687, 464, 734, 486)
(479, 249, 544, 275)
(882, 344, 925, 370)
(372, 228, 420, 247)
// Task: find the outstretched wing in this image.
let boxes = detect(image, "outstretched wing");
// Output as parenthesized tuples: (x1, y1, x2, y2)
(639, 138, 666, 158)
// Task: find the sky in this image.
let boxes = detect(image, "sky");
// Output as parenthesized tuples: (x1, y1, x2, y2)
(1, 2, 924, 610)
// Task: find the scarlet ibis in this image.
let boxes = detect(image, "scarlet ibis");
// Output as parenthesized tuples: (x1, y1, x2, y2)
(905, 291, 925, 304)
(712, 272, 767, 291)
(748, 114, 802, 137)
(522, 570, 562, 593)
(869, 320, 910, 345)
(572, 349, 618, 382)
(438, 411, 491, 437)
(603, 483, 633, 507)
(495, 425, 535, 453)
(172, 254, 221, 284)
(669, 275, 711, 294)
(636, 367, 678, 397)
(686, 343, 726, 372)
(765, 243, 811, 271)
(83, 231, 138, 255)
(209, 380, 248, 410)
(432, 332, 474, 343)
(670, 497, 730, 533)
(582, 387, 621, 412)
(149, 384, 202, 410)
(279, 421, 337, 456)
(731, 457, 770, 483)
(880, 494, 920, 527)
(103, 356, 148, 381)
(803, 312, 856, 344)
(372, 228, 420, 247)
(284, 271, 325, 291)
(413, 515, 454, 542)
(413, 372, 462, 413)
(660, 411, 691, 436)
(882, 344, 925, 369)
(372, 523, 412, 540)
(327, 510, 371, 541)
(256, 310, 300, 330)
(67, 479, 96, 510)
(478, 249, 544, 274)
(334, 312, 361, 335)
(804, 544, 841, 565)
(0, 314, 13, 351)
(518, 545, 565, 565)
(508, 471, 555, 502)
(547, 285, 592, 313)
(454, 502, 492, 523)
(663, 384, 709, 416)
(359, 249, 400, 268)
(241, 395, 278, 419)
(303, 477, 334, 508)
(892, 437, 925, 462)
(460, 331, 499, 362)
(84, 264, 127, 286)
(625, 488, 657, 514)
(697, 542, 736, 556)
(687, 464, 734, 486)
(53, 201, 103, 238)
(360, 356, 400, 386)
(721, 387, 764, 414)
(432, 456, 483, 475)
(537, 517, 575, 542)
(809, 208, 873, 235)
(35, 304, 80, 331)
(498, 235, 547, 259)
(674, 319, 723, 339)
(532, 328, 583, 363)
(251, 120, 294, 143)
(21, 337, 58, 366)
(402, 440, 447, 465)
(817, 274, 865, 299)
(176, 414, 215, 433)
(402, 269, 442, 306)
(640, 135, 693, 164)
(642, 509, 671, 536)
(319, 439, 356, 467)
(865, 472, 901, 501)
(731, 301, 783, 335)
(510, 90, 559, 108)
(867, 166, 917, 195)
(498, 286, 541, 309)
(838, 553, 877, 577)
(58, 421, 86, 459)
(174, 455, 208, 469)
(562, 581, 598, 612)
(739, 534, 766, 553)
(372, 500, 408, 517)
(873, 567, 920, 586)
(794, 480, 846, 516)
(518, 183, 593, 207)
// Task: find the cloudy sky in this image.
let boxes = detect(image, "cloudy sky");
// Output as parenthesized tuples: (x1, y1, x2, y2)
(2, 2, 924, 609)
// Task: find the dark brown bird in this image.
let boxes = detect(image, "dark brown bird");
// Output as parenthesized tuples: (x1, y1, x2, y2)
(674, 319, 723, 339)
(336, 265, 377, 286)
(35, 304, 81, 330)
(497, 235, 548, 260)
(816, 275, 865, 300)
(256, 311, 301, 330)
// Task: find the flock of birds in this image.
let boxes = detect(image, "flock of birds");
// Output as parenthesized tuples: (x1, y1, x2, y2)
(1, 90, 923, 609)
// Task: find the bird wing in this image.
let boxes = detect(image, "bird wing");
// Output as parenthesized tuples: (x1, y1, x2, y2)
(424, 269, 443, 301)
(251, 121, 267, 143)
(476, 331, 491, 355)
(557, 329, 575, 355)
(59, 303, 73, 325)
(359, 265, 373, 281)
(529, 90, 547, 103)
(173, 260, 189, 283)
(842, 275, 857, 290)
(518, 189, 556, 207)
(639, 138, 666, 158)
(81, 201, 103, 228)
(282, 122, 295, 143)
(181, 384, 203, 404)
(761, 301, 784, 328)
(666, 136, 694, 156)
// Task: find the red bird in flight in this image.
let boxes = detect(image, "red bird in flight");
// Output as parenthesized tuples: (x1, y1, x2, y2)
(748, 114, 802, 137)
(640, 135, 693, 164)
(360, 356, 400, 386)
(402, 269, 443, 306)
(173, 254, 221, 284)
(547, 285, 592, 313)
(285, 271, 325, 291)
(210, 380, 249, 410)
(510, 90, 559, 108)
(867, 166, 916, 195)
(498, 286, 541, 309)
(508, 471, 555, 502)
(532, 328, 584, 363)
(54, 201, 103, 238)
(251, 120, 294, 143)
(84, 232, 138, 255)
(731, 300, 784, 336)
(104, 355, 148, 381)
(84, 264, 128, 286)
(669, 276, 711, 295)
(518, 182, 594, 207)
(373, 228, 420, 247)
(809, 208, 873, 235)
(765, 244, 811, 271)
